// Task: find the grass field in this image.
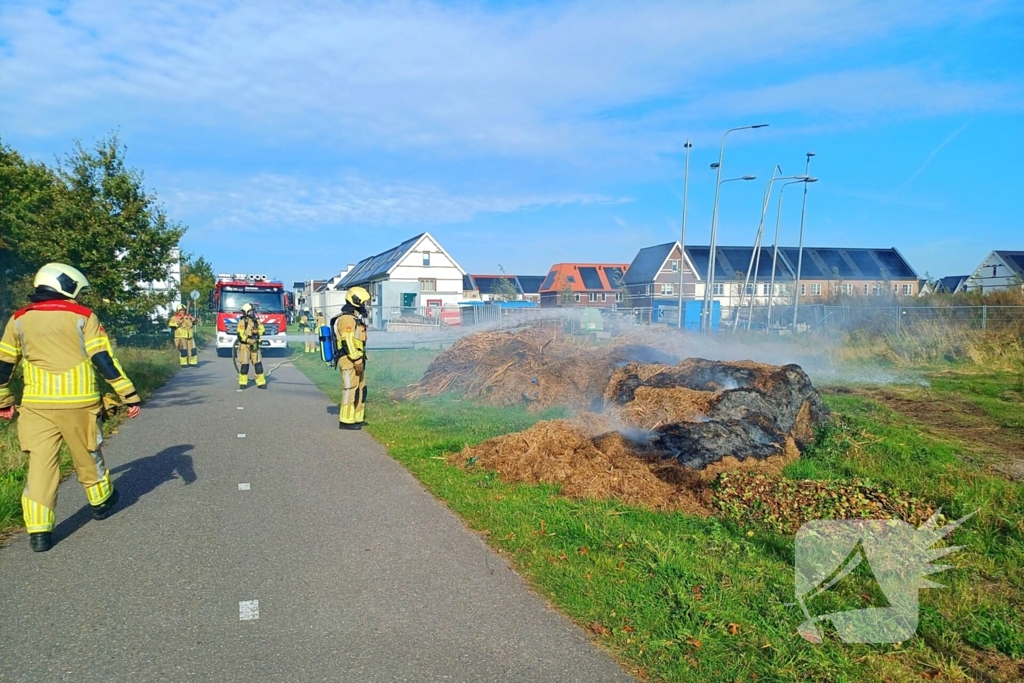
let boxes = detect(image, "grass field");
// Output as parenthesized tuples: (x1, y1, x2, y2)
(293, 345, 1023, 682)
(0, 344, 183, 537)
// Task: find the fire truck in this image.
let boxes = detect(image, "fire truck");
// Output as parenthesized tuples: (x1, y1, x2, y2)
(212, 274, 289, 356)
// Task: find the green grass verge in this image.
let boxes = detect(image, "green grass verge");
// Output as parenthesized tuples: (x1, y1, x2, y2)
(293, 347, 1023, 682)
(0, 345, 181, 535)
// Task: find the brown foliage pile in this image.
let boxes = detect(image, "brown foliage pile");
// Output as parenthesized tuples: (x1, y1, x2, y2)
(451, 416, 800, 515)
(406, 326, 676, 410)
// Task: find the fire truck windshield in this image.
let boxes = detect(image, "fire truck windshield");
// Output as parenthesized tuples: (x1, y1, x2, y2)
(219, 288, 284, 313)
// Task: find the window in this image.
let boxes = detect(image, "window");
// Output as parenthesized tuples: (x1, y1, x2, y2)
(601, 293, 607, 302)
(419, 278, 436, 292)
(574, 293, 581, 302)
(712, 283, 724, 296)
(902, 284, 913, 295)
(810, 283, 822, 296)
(670, 260, 679, 272)
(589, 292, 598, 302)
(864, 284, 869, 295)
(841, 283, 853, 295)
(746, 283, 755, 295)
(761, 283, 771, 296)
(615, 292, 623, 302)
(422, 252, 430, 266)
(800, 283, 806, 296)
(660, 283, 674, 295)
(567, 276, 576, 284)
(872, 284, 881, 296)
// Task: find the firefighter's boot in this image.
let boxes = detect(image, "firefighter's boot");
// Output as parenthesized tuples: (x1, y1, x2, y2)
(238, 374, 249, 389)
(90, 487, 119, 521)
(188, 349, 198, 366)
(255, 362, 266, 389)
(179, 348, 188, 367)
(29, 532, 53, 552)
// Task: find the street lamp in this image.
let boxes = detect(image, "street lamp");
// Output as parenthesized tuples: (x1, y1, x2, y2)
(735, 170, 811, 332)
(792, 152, 816, 331)
(703, 174, 756, 332)
(766, 177, 817, 330)
(677, 139, 692, 330)
(701, 123, 768, 333)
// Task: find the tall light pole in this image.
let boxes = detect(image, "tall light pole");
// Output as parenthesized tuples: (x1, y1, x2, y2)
(703, 174, 757, 332)
(701, 123, 769, 333)
(737, 172, 811, 332)
(766, 177, 817, 330)
(677, 139, 692, 330)
(791, 152, 816, 331)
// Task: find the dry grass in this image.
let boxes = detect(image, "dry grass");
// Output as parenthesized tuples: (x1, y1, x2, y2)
(840, 323, 1024, 369)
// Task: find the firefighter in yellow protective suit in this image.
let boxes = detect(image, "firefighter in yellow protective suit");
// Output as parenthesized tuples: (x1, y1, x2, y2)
(168, 303, 198, 367)
(314, 310, 325, 333)
(334, 288, 369, 430)
(236, 303, 267, 389)
(0, 263, 141, 552)
(298, 309, 315, 353)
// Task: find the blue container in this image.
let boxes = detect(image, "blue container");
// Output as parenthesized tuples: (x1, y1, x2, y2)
(319, 325, 335, 363)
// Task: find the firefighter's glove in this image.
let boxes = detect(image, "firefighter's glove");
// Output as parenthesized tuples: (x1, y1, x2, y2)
(127, 405, 141, 419)
(0, 406, 14, 421)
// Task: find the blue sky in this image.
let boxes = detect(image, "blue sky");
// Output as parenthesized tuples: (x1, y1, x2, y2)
(1, 0, 1022, 287)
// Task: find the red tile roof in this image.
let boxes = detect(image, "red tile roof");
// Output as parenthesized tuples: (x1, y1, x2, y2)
(539, 263, 630, 293)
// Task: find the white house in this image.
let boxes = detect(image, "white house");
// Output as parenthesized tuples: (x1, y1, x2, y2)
(336, 232, 466, 329)
(310, 265, 355, 320)
(965, 251, 1024, 293)
(145, 246, 182, 319)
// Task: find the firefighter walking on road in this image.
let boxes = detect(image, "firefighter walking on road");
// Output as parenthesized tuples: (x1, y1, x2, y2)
(334, 288, 369, 430)
(237, 303, 267, 389)
(0, 263, 141, 552)
(298, 309, 315, 353)
(168, 303, 198, 367)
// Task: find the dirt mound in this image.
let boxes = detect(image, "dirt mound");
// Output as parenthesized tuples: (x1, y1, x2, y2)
(406, 326, 678, 410)
(451, 415, 798, 514)
(605, 359, 829, 469)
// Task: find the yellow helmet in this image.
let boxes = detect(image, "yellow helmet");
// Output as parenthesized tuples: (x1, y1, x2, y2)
(241, 303, 253, 313)
(346, 286, 370, 307)
(34, 263, 89, 298)
(176, 303, 186, 311)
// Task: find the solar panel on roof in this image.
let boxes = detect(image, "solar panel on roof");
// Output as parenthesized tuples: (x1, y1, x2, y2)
(578, 267, 603, 290)
(779, 248, 825, 278)
(604, 267, 625, 287)
(817, 250, 855, 277)
(847, 251, 880, 277)
(539, 271, 557, 290)
(874, 251, 913, 278)
(1004, 253, 1024, 274)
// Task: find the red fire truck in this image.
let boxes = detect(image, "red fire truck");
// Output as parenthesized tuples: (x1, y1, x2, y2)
(212, 274, 289, 356)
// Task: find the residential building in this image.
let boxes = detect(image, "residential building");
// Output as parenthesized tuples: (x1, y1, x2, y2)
(683, 245, 919, 313)
(964, 251, 1024, 293)
(621, 242, 698, 318)
(146, 246, 182, 319)
(310, 266, 355, 319)
(336, 232, 466, 328)
(538, 263, 629, 308)
(933, 275, 969, 294)
(462, 274, 546, 303)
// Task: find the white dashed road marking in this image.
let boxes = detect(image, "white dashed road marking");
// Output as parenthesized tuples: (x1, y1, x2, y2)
(239, 600, 259, 621)
(238, 483, 251, 491)
(238, 434, 246, 438)
(237, 407, 244, 410)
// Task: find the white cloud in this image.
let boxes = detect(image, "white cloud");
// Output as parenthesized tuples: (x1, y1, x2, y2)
(166, 173, 620, 231)
(1, 0, 1017, 157)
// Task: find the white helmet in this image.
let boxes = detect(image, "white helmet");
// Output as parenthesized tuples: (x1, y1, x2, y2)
(176, 303, 186, 311)
(241, 303, 253, 313)
(34, 263, 89, 298)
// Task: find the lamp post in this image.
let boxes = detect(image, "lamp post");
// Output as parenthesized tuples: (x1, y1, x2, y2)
(703, 174, 756, 332)
(701, 123, 769, 333)
(677, 139, 692, 330)
(766, 177, 817, 330)
(737, 171, 811, 332)
(791, 152, 816, 331)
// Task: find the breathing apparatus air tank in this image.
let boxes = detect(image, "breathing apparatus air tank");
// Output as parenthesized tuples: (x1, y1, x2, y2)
(319, 325, 336, 365)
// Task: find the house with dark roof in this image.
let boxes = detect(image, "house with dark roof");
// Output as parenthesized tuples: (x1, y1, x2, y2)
(538, 263, 629, 308)
(622, 242, 698, 310)
(682, 245, 920, 313)
(965, 251, 1024, 293)
(463, 274, 547, 303)
(336, 232, 466, 328)
(933, 275, 969, 294)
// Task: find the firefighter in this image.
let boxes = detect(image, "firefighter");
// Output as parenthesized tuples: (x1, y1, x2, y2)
(298, 308, 315, 353)
(168, 303, 198, 367)
(314, 309, 326, 332)
(237, 303, 266, 389)
(0, 263, 141, 552)
(334, 287, 369, 429)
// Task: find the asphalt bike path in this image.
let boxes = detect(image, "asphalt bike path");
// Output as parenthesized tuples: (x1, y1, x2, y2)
(0, 347, 633, 682)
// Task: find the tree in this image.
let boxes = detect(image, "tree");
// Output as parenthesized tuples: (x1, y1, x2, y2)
(491, 264, 520, 302)
(0, 141, 59, 324)
(10, 134, 186, 334)
(559, 282, 576, 307)
(180, 251, 216, 316)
